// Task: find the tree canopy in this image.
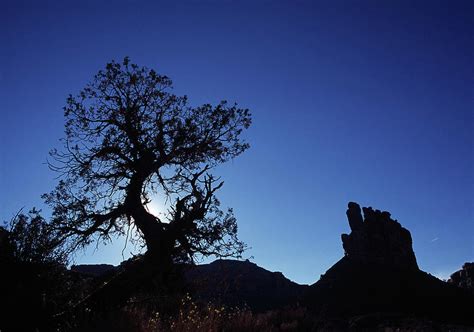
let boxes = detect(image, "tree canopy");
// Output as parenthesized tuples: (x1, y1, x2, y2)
(43, 57, 251, 265)
(1, 208, 67, 266)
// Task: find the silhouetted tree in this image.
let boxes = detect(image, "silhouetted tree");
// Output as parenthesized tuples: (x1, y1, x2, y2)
(1, 210, 70, 332)
(43, 57, 251, 268)
(2, 208, 67, 265)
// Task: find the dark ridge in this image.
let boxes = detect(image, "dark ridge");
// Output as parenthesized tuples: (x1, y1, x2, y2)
(184, 259, 308, 311)
(70, 264, 117, 277)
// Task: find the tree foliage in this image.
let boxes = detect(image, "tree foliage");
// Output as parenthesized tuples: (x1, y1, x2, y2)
(1, 208, 67, 265)
(43, 57, 251, 265)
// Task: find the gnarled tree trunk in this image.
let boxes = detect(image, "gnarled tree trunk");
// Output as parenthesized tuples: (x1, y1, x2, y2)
(125, 174, 173, 270)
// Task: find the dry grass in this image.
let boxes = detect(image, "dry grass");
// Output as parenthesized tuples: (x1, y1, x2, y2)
(65, 294, 472, 331)
(123, 294, 308, 332)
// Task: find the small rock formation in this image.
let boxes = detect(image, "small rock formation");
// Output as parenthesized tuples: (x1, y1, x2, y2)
(341, 202, 418, 270)
(346, 201, 363, 231)
(449, 262, 474, 292)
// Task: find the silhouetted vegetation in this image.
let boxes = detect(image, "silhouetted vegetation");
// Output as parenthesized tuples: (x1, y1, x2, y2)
(2, 208, 67, 265)
(1, 210, 81, 331)
(43, 57, 251, 269)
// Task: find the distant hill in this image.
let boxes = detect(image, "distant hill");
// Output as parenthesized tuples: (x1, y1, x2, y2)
(184, 259, 308, 311)
(70, 259, 307, 312)
(70, 264, 116, 277)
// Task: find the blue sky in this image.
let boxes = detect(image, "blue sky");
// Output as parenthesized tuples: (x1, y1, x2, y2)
(1, 0, 472, 284)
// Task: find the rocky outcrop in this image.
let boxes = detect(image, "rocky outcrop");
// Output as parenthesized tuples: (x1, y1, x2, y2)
(341, 202, 418, 270)
(449, 262, 474, 292)
(305, 202, 474, 326)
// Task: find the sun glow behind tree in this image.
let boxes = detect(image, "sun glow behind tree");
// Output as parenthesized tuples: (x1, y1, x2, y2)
(144, 193, 169, 223)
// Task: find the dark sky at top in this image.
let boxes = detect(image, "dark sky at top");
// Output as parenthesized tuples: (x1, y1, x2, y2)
(1, 0, 473, 283)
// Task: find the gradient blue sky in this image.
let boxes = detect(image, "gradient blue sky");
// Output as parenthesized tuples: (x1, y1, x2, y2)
(1, 0, 472, 284)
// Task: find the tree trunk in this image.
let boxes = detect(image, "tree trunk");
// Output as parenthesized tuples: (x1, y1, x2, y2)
(124, 174, 174, 271)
